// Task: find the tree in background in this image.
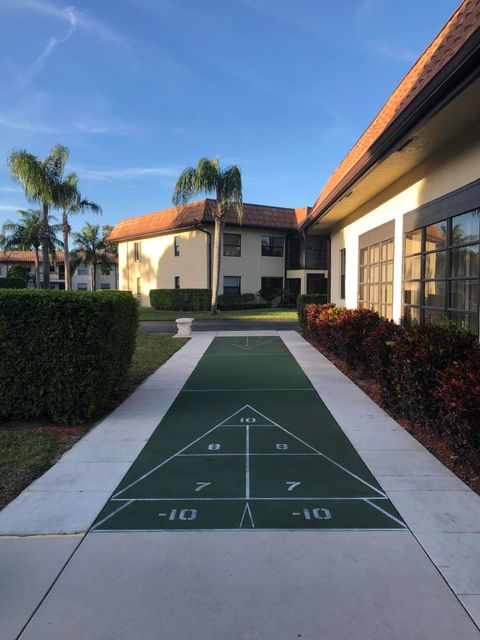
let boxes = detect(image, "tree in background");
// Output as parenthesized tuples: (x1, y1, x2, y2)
(1, 209, 62, 288)
(57, 173, 102, 290)
(8, 144, 69, 288)
(172, 158, 243, 314)
(71, 223, 111, 291)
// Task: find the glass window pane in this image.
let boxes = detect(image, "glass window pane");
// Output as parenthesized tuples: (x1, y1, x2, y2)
(452, 211, 480, 245)
(358, 267, 366, 284)
(369, 264, 379, 283)
(358, 284, 365, 302)
(404, 281, 421, 306)
(424, 309, 446, 325)
(424, 280, 446, 309)
(425, 221, 447, 252)
(369, 245, 379, 264)
(449, 311, 478, 335)
(425, 251, 446, 280)
(382, 262, 394, 282)
(403, 306, 420, 325)
(450, 280, 479, 312)
(359, 248, 367, 266)
(404, 229, 422, 255)
(403, 255, 421, 280)
(451, 245, 479, 278)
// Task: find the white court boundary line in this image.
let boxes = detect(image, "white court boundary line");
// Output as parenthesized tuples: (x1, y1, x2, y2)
(110, 404, 387, 502)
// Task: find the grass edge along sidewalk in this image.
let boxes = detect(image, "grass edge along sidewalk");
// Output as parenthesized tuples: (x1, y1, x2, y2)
(138, 307, 298, 321)
(0, 334, 187, 511)
(93, 336, 405, 531)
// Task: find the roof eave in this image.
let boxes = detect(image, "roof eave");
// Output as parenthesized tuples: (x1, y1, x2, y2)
(302, 26, 480, 233)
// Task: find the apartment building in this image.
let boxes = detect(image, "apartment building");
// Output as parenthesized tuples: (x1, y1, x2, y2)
(109, 0, 480, 334)
(0, 251, 118, 291)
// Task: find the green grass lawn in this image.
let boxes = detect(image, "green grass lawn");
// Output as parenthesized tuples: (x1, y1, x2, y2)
(0, 333, 187, 510)
(125, 333, 188, 388)
(138, 307, 298, 321)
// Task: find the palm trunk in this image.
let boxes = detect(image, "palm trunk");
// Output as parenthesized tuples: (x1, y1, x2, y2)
(210, 215, 222, 314)
(62, 210, 71, 291)
(34, 248, 40, 289)
(41, 202, 50, 289)
(91, 260, 97, 291)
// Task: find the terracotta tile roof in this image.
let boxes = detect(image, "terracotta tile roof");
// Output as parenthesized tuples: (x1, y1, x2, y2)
(108, 199, 309, 241)
(0, 250, 118, 263)
(307, 0, 480, 223)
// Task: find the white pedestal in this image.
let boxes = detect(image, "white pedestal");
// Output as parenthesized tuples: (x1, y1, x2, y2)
(174, 317, 194, 338)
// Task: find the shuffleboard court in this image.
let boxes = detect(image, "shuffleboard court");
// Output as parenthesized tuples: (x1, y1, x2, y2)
(93, 336, 405, 531)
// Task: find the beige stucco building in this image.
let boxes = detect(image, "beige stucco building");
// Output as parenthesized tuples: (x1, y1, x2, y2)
(110, 0, 480, 334)
(111, 200, 329, 307)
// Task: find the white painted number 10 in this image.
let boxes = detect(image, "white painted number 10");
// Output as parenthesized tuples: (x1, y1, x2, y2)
(302, 508, 331, 520)
(161, 508, 197, 521)
(240, 417, 256, 423)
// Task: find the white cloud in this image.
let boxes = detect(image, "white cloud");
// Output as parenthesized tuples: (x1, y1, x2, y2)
(0, 204, 23, 212)
(0, 186, 22, 193)
(76, 166, 180, 181)
(0, 112, 143, 136)
(370, 41, 416, 63)
(8, 1, 129, 48)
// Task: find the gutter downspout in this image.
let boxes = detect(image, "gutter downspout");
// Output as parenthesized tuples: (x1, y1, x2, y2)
(195, 223, 212, 289)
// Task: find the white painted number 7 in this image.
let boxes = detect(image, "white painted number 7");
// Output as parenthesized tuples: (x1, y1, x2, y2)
(286, 482, 301, 491)
(195, 482, 211, 492)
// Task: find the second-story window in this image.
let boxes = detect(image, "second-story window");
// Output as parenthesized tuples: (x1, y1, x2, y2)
(223, 233, 241, 257)
(174, 236, 180, 256)
(134, 241, 141, 262)
(77, 265, 88, 275)
(262, 236, 284, 257)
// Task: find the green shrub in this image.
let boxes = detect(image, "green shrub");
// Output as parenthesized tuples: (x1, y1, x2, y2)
(218, 293, 255, 305)
(219, 303, 270, 311)
(149, 288, 211, 311)
(0, 290, 138, 423)
(297, 294, 328, 332)
(0, 277, 27, 289)
(7, 265, 29, 282)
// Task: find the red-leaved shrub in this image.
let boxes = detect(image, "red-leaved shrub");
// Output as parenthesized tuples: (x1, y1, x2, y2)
(432, 353, 480, 454)
(380, 323, 478, 433)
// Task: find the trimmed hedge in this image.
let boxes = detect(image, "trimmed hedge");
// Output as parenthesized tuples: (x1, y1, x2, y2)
(0, 277, 26, 289)
(218, 303, 270, 311)
(302, 302, 480, 459)
(0, 290, 138, 423)
(297, 294, 328, 332)
(150, 288, 211, 311)
(218, 293, 255, 305)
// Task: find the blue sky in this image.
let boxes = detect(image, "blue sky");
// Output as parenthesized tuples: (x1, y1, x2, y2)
(0, 0, 460, 232)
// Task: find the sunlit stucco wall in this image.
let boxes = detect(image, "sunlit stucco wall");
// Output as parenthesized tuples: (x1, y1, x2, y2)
(330, 125, 480, 323)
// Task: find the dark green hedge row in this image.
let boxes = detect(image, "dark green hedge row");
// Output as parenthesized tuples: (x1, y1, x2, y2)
(218, 303, 270, 311)
(149, 288, 211, 311)
(302, 303, 480, 459)
(0, 277, 26, 289)
(218, 293, 255, 305)
(0, 290, 138, 423)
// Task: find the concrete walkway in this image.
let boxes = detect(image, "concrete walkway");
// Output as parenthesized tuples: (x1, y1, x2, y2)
(1, 331, 480, 639)
(139, 319, 299, 333)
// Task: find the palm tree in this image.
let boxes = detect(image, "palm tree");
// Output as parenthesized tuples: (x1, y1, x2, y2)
(57, 173, 102, 290)
(2, 209, 62, 288)
(72, 223, 109, 291)
(172, 158, 243, 314)
(8, 144, 69, 288)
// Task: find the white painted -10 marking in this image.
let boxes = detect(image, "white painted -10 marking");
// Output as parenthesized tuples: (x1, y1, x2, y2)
(159, 508, 198, 521)
(292, 508, 332, 520)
